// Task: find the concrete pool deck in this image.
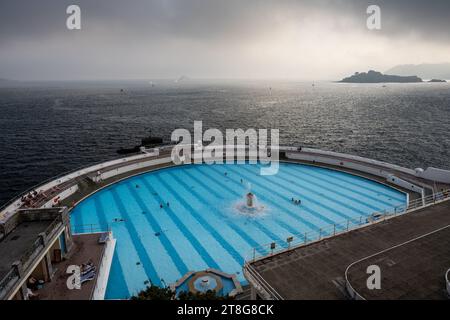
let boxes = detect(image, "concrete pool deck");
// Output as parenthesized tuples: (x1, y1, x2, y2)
(38, 233, 107, 300)
(245, 199, 450, 299)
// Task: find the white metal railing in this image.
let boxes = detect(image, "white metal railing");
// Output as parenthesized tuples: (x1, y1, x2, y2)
(243, 263, 283, 300)
(72, 223, 111, 235)
(245, 190, 450, 263)
(0, 268, 19, 300)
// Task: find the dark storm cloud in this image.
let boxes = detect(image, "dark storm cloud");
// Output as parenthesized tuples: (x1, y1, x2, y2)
(0, 0, 449, 80)
(369, 0, 450, 42)
(1, 0, 449, 43)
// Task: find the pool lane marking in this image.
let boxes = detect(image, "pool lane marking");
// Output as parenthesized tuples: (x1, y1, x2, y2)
(105, 250, 131, 299)
(240, 164, 362, 219)
(201, 165, 325, 234)
(187, 167, 306, 240)
(125, 182, 189, 277)
(71, 205, 85, 232)
(290, 164, 404, 206)
(312, 165, 405, 202)
(237, 164, 358, 224)
(136, 177, 210, 271)
(94, 196, 111, 232)
(274, 167, 382, 214)
(139, 176, 221, 270)
(177, 168, 291, 247)
(279, 166, 385, 211)
(177, 169, 272, 255)
(214, 165, 340, 232)
(110, 188, 162, 286)
(156, 172, 248, 265)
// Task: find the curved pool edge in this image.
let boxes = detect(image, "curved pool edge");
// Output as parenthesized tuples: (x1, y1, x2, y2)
(4, 144, 450, 224)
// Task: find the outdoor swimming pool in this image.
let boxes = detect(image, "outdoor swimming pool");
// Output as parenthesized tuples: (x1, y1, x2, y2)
(70, 162, 407, 299)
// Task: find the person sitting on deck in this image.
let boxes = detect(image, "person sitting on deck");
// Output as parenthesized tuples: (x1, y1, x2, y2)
(27, 277, 44, 290)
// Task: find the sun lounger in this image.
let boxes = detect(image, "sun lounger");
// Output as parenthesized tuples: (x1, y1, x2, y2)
(81, 265, 96, 276)
(98, 232, 109, 244)
(80, 270, 96, 284)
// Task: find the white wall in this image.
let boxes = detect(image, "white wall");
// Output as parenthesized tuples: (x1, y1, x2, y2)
(289, 147, 450, 184)
(42, 185, 79, 208)
(285, 151, 426, 195)
(419, 167, 450, 184)
(96, 157, 173, 181)
(386, 174, 424, 197)
(92, 236, 116, 300)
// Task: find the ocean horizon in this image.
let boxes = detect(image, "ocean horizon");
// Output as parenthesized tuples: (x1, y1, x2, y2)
(1, 80, 449, 205)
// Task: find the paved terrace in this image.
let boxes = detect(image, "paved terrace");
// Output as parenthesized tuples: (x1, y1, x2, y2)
(248, 199, 450, 299)
(346, 224, 450, 299)
(38, 233, 107, 300)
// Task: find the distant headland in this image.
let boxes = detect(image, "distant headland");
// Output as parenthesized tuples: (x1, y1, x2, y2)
(339, 70, 423, 83)
(386, 63, 450, 80)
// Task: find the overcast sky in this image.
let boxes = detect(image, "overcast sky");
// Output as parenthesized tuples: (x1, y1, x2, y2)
(0, 0, 449, 81)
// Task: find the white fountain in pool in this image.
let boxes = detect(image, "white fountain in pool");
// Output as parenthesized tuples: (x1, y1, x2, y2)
(235, 183, 265, 216)
(246, 192, 256, 208)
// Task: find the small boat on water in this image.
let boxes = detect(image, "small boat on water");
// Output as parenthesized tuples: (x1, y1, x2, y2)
(116, 130, 164, 155)
(141, 134, 163, 147)
(116, 146, 141, 155)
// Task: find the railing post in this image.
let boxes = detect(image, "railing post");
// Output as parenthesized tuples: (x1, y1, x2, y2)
(304, 232, 307, 244)
(333, 224, 336, 236)
(253, 248, 256, 262)
(347, 219, 349, 231)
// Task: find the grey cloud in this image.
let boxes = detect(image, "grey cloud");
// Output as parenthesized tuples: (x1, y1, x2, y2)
(1, 0, 448, 42)
(0, 0, 449, 80)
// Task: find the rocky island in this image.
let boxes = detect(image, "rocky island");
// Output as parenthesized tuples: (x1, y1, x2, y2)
(428, 79, 447, 83)
(339, 70, 423, 83)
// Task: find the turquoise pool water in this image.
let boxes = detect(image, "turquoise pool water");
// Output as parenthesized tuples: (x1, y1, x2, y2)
(70, 162, 407, 299)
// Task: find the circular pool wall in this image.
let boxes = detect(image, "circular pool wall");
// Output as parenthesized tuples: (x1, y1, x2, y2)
(70, 162, 406, 299)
